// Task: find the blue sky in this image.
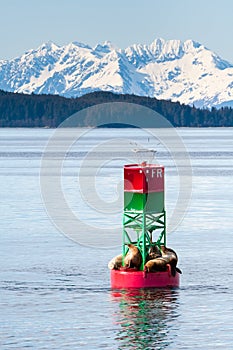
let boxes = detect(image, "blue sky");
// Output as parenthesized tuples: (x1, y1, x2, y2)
(1, 0, 233, 62)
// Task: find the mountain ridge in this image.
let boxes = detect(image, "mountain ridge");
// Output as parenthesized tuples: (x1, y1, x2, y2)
(0, 38, 233, 108)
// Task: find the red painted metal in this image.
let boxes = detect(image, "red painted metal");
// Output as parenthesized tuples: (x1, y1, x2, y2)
(111, 265, 179, 289)
(124, 164, 164, 193)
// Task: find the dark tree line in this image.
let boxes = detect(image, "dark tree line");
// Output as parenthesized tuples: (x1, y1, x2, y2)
(0, 89, 233, 127)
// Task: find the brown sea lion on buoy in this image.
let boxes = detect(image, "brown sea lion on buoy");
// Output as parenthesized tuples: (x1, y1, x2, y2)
(144, 257, 168, 273)
(124, 244, 142, 269)
(160, 245, 182, 276)
(108, 254, 123, 270)
(146, 245, 162, 261)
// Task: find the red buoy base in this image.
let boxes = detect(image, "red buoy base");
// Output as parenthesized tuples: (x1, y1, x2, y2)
(111, 266, 180, 289)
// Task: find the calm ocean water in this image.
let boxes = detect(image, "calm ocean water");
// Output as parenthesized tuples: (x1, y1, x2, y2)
(0, 127, 233, 349)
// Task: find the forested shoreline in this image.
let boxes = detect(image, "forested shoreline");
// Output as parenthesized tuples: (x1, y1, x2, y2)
(0, 89, 233, 127)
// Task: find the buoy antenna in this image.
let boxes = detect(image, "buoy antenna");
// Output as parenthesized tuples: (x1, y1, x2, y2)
(132, 147, 157, 165)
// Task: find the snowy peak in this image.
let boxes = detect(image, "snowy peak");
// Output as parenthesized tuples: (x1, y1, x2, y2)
(23, 41, 60, 59)
(36, 41, 60, 51)
(125, 39, 203, 68)
(149, 38, 185, 60)
(0, 38, 233, 108)
(70, 41, 92, 50)
(94, 41, 118, 56)
(147, 38, 201, 61)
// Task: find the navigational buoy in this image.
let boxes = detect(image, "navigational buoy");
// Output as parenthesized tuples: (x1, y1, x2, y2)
(109, 158, 181, 289)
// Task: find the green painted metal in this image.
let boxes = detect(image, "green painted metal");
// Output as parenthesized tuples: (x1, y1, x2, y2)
(124, 192, 164, 212)
(123, 199, 166, 270)
(122, 211, 166, 269)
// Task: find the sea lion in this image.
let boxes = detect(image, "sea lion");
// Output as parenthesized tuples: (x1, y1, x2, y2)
(124, 244, 142, 269)
(108, 254, 123, 270)
(144, 257, 168, 273)
(160, 245, 182, 276)
(146, 245, 162, 261)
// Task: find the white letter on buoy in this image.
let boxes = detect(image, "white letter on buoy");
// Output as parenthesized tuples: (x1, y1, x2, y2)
(157, 169, 162, 178)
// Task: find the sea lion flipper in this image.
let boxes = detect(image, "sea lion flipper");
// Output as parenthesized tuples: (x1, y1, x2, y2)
(171, 266, 176, 277)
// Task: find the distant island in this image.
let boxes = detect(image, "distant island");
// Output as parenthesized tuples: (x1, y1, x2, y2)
(0, 89, 233, 127)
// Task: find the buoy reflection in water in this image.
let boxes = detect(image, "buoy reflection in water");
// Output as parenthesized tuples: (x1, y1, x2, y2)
(110, 289, 180, 350)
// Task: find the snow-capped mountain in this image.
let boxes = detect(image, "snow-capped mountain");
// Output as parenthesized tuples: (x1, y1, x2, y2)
(0, 38, 233, 108)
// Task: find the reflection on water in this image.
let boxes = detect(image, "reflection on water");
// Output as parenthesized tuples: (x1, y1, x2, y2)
(111, 289, 180, 350)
